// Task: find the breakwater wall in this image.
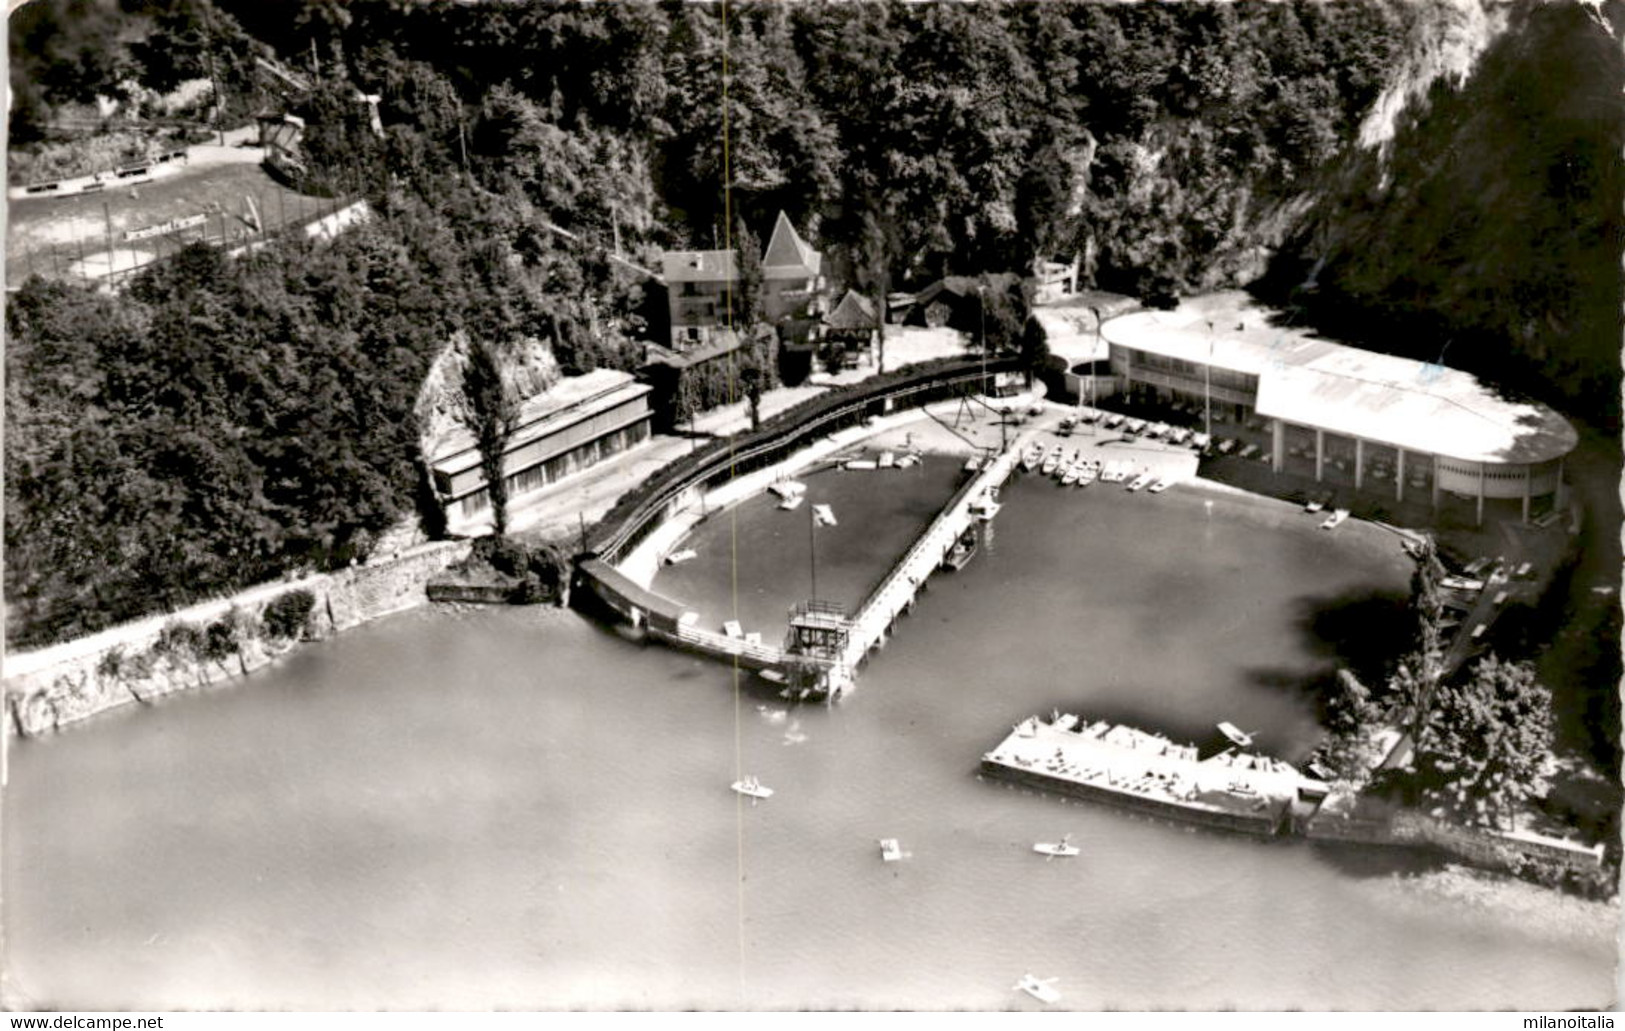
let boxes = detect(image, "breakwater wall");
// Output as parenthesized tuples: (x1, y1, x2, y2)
(1305, 804, 1606, 877)
(5, 539, 472, 737)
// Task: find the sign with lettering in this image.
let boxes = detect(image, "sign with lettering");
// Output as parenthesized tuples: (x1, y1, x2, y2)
(123, 213, 206, 242)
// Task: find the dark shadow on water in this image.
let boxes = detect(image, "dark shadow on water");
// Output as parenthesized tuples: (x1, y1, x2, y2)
(1292, 586, 1413, 686)
(1303, 839, 1453, 881)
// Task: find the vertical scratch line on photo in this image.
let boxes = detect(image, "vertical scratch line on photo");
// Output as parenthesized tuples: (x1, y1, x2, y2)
(718, 0, 748, 1006)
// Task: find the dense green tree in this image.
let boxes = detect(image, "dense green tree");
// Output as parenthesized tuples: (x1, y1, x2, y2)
(1407, 654, 1554, 829)
(459, 336, 520, 538)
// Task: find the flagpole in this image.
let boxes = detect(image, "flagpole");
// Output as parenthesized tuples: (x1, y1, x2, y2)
(808, 501, 818, 603)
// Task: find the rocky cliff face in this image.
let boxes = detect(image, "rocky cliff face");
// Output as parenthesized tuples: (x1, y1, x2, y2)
(1261, 0, 1623, 424)
(413, 332, 562, 458)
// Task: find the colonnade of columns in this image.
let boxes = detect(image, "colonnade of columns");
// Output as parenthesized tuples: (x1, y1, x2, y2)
(1267, 419, 1552, 526)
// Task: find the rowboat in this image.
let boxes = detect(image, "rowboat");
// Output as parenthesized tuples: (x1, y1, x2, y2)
(1032, 834, 1080, 859)
(731, 775, 773, 800)
(1014, 974, 1061, 1004)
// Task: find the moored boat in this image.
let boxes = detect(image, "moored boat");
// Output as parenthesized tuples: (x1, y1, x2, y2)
(1320, 508, 1350, 530)
(879, 838, 904, 862)
(1040, 447, 1063, 477)
(942, 527, 978, 571)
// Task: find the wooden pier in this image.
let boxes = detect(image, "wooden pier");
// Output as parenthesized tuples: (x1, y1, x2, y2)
(836, 431, 1037, 677)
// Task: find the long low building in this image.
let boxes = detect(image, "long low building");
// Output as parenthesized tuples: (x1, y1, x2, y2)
(429, 368, 653, 523)
(1099, 294, 1577, 524)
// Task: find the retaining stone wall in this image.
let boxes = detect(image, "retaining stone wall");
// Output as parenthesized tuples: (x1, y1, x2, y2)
(5, 540, 471, 737)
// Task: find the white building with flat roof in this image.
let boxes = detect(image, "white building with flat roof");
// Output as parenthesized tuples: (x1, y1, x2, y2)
(1100, 294, 1577, 524)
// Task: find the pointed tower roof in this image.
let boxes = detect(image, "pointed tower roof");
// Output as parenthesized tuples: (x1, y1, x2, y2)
(761, 211, 821, 280)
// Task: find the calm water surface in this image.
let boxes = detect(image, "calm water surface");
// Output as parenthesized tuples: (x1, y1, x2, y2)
(4, 463, 1617, 1010)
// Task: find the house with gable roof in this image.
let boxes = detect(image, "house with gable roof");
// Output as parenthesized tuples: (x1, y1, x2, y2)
(659, 211, 826, 353)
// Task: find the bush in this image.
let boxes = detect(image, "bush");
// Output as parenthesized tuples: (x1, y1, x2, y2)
(262, 589, 316, 641)
(96, 647, 125, 679)
(153, 620, 204, 658)
(201, 608, 254, 661)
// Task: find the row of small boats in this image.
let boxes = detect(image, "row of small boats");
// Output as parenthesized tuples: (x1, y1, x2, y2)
(1020, 443, 1175, 494)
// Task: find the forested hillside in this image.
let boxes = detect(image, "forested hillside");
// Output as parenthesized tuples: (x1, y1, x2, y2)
(1260, 0, 1624, 425)
(7, 0, 1616, 648)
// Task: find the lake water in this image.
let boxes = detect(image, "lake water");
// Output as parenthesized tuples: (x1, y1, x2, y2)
(4, 464, 1617, 1010)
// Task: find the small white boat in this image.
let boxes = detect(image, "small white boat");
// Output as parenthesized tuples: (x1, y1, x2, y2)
(878, 451, 896, 469)
(1147, 477, 1172, 494)
(1040, 447, 1063, 477)
(1218, 721, 1255, 748)
(844, 459, 878, 471)
(1320, 508, 1350, 530)
(760, 669, 787, 685)
(1014, 974, 1061, 1004)
(969, 491, 1002, 521)
(1192, 432, 1211, 449)
(896, 453, 921, 469)
(963, 455, 983, 472)
(879, 838, 904, 862)
(664, 549, 698, 565)
(942, 528, 978, 571)
(812, 503, 838, 526)
(731, 775, 774, 800)
(1060, 463, 1081, 487)
(723, 620, 744, 638)
(1126, 473, 1152, 492)
(778, 494, 805, 512)
(1020, 447, 1040, 473)
(1076, 465, 1097, 487)
(1304, 498, 1324, 514)
(1032, 834, 1080, 859)
(768, 480, 806, 500)
(1102, 413, 1125, 429)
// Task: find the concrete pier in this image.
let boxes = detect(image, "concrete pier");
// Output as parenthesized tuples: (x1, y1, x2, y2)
(837, 428, 1037, 676)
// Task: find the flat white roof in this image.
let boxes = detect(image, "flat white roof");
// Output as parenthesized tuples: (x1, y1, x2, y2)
(1102, 293, 1576, 466)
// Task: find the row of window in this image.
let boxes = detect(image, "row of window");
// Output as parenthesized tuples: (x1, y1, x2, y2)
(1437, 460, 1541, 482)
(1116, 347, 1260, 394)
(458, 420, 652, 516)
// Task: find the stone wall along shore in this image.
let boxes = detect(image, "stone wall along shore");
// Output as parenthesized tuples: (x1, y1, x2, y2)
(5, 539, 472, 738)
